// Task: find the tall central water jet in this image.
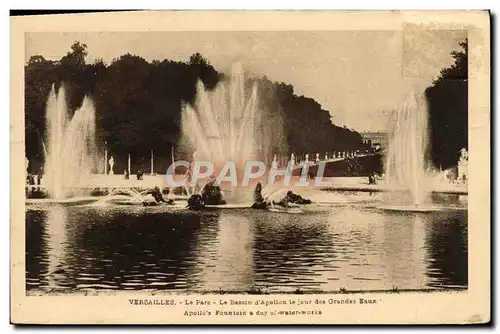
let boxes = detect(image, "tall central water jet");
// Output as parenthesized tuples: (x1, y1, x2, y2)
(43, 84, 97, 200)
(182, 63, 261, 171)
(385, 90, 430, 206)
(180, 63, 285, 203)
(181, 63, 283, 203)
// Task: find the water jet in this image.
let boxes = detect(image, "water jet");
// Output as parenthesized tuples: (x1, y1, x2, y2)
(43, 84, 98, 200)
(380, 89, 462, 212)
(180, 62, 285, 204)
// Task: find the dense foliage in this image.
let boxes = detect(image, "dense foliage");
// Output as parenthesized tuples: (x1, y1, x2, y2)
(425, 39, 468, 170)
(25, 42, 367, 173)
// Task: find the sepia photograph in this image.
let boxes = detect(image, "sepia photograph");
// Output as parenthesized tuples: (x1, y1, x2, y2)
(10, 10, 490, 324)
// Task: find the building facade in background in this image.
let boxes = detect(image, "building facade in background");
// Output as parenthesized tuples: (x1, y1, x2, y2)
(361, 132, 389, 151)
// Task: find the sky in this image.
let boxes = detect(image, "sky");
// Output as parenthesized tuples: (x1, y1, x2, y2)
(25, 30, 467, 132)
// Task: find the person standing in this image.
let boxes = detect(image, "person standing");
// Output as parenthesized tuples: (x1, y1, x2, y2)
(37, 167, 43, 186)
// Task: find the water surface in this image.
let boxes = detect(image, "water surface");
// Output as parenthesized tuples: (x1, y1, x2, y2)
(26, 200, 467, 294)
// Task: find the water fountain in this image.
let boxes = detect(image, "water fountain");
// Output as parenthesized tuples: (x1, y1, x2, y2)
(384, 89, 429, 207)
(180, 62, 285, 204)
(43, 84, 98, 200)
(381, 89, 465, 212)
(182, 63, 260, 171)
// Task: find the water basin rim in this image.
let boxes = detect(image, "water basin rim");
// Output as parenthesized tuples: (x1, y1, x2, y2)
(376, 205, 467, 213)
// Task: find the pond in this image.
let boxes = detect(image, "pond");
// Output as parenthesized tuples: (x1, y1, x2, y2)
(25, 193, 467, 294)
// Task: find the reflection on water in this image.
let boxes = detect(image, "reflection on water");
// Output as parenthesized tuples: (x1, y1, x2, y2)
(190, 214, 254, 291)
(26, 203, 467, 293)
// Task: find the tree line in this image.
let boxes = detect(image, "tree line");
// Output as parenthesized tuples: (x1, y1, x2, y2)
(25, 39, 467, 174)
(425, 39, 468, 170)
(25, 42, 367, 174)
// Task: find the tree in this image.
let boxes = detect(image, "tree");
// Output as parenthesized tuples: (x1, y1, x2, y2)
(426, 39, 468, 169)
(434, 39, 468, 82)
(189, 52, 209, 66)
(60, 41, 88, 68)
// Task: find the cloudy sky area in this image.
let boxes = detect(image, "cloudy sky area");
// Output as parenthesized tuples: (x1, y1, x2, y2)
(26, 30, 466, 132)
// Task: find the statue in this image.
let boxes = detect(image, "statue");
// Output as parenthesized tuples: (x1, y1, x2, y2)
(109, 156, 115, 175)
(25, 157, 29, 185)
(201, 178, 226, 205)
(324, 153, 328, 161)
(143, 186, 174, 206)
(459, 148, 468, 160)
(251, 182, 267, 209)
(457, 148, 468, 183)
(251, 182, 312, 210)
(271, 154, 278, 170)
(315, 153, 320, 164)
(187, 194, 205, 210)
(305, 154, 309, 165)
(190, 151, 198, 172)
(290, 153, 295, 170)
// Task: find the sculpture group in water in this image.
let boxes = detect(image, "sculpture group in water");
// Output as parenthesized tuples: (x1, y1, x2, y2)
(138, 174, 313, 210)
(141, 186, 175, 206)
(186, 178, 227, 210)
(251, 182, 312, 209)
(184, 181, 312, 210)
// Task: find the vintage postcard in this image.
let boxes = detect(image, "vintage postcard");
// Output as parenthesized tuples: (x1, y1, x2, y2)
(10, 10, 490, 324)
